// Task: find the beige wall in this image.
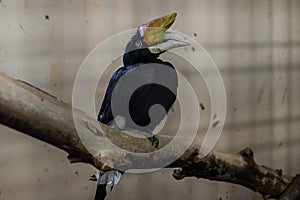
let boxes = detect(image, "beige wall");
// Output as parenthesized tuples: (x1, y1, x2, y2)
(0, 0, 299, 199)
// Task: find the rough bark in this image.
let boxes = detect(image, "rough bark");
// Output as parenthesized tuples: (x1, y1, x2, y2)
(0, 72, 297, 199)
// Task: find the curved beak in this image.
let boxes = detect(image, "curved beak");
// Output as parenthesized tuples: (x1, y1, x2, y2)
(138, 13, 190, 53)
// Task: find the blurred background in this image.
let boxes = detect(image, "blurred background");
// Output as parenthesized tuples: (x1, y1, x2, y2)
(0, 0, 299, 199)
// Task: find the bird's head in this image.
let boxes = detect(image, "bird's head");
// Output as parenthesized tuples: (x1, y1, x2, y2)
(123, 13, 190, 65)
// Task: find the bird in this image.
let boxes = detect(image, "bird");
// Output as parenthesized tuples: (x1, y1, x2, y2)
(94, 12, 190, 200)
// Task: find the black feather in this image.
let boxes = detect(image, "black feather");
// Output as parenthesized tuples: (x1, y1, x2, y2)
(95, 27, 178, 200)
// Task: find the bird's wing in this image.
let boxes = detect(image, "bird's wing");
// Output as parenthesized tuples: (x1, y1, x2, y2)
(98, 63, 157, 125)
(98, 66, 130, 124)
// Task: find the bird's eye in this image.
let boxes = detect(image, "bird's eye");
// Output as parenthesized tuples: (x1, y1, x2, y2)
(135, 40, 142, 48)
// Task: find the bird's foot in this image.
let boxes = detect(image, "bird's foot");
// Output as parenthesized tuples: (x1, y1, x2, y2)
(148, 135, 159, 148)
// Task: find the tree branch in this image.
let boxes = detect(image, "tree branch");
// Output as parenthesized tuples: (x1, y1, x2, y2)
(0, 72, 296, 199)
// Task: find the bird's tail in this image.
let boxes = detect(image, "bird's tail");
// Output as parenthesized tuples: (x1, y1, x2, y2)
(91, 170, 122, 200)
(94, 184, 107, 200)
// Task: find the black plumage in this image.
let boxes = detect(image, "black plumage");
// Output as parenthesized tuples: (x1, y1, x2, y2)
(94, 13, 189, 200)
(98, 30, 177, 142)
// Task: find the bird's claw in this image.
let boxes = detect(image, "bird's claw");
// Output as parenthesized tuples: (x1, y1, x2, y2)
(148, 135, 159, 148)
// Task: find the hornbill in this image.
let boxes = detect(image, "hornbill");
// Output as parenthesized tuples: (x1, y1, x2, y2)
(93, 13, 190, 200)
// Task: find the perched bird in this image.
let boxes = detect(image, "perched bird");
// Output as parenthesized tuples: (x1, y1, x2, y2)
(95, 13, 190, 200)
